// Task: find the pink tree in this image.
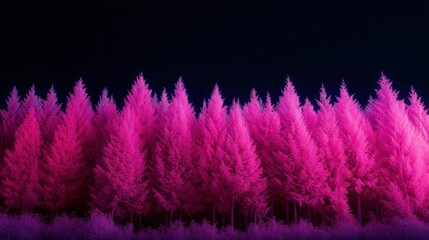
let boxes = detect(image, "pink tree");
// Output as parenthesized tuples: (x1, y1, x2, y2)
(1, 107, 42, 212)
(152, 79, 199, 220)
(334, 81, 377, 225)
(93, 106, 149, 219)
(0, 87, 23, 165)
(43, 80, 94, 213)
(193, 84, 227, 223)
(314, 85, 353, 224)
(37, 86, 62, 207)
(366, 74, 427, 219)
(91, 89, 119, 213)
(123, 75, 156, 211)
(214, 100, 268, 226)
(406, 88, 429, 220)
(275, 79, 328, 223)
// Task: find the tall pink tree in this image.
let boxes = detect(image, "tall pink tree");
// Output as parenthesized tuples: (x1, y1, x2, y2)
(90, 89, 119, 213)
(406, 87, 429, 220)
(366, 74, 427, 219)
(275, 79, 328, 223)
(334, 81, 377, 225)
(314, 85, 353, 224)
(193, 84, 228, 223)
(123, 75, 156, 211)
(152, 79, 200, 220)
(1, 107, 42, 212)
(42, 80, 94, 213)
(243, 90, 282, 217)
(92, 106, 149, 219)
(214, 100, 268, 226)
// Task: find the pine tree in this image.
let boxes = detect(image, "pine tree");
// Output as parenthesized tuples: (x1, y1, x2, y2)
(43, 80, 94, 213)
(314, 85, 353, 224)
(152, 79, 199, 219)
(366, 74, 427, 219)
(93, 107, 149, 219)
(91, 89, 118, 213)
(335, 81, 377, 225)
(275, 79, 328, 223)
(1, 107, 42, 212)
(215, 101, 268, 226)
(194, 84, 228, 224)
(0, 87, 23, 164)
(123, 75, 156, 211)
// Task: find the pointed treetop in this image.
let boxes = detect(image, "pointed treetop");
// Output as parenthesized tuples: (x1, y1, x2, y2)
(339, 80, 350, 99)
(285, 76, 295, 94)
(44, 85, 60, 108)
(319, 84, 331, 106)
(408, 86, 421, 106)
(175, 76, 185, 91)
(211, 84, 222, 99)
(160, 87, 169, 106)
(265, 92, 273, 111)
(378, 72, 392, 90)
(96, 88, 116, 112)
(250, 88, 258, 101)
(5, 86, 21, 110)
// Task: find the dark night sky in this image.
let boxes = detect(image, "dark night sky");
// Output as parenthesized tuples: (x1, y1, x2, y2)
(1, 1, 429, 110)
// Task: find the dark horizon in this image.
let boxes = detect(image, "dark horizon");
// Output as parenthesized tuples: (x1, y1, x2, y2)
(1, 1, 428, 110)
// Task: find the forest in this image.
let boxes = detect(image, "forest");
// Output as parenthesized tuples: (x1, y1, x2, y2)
(1, 74, 429, 239)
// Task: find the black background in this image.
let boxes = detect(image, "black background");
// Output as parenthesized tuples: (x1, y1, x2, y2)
(1, 1, 428, 110)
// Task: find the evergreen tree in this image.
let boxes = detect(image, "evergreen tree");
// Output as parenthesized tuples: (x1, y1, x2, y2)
(1, 107, 42, 211)
(315, 85, 353, 224)
(335, 81, 377, 225)
(43, 80, 94, 213)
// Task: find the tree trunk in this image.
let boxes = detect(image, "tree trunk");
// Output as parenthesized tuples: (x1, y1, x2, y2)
(357, 193, 362, 226)
(293, 200, 298, 223)
(285, 199, 289, 224)
(231, 200, 234, 227)
(212, 204, 216, 225)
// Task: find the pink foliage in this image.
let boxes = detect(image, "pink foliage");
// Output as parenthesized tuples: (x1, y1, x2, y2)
(1, 107, 41, 211)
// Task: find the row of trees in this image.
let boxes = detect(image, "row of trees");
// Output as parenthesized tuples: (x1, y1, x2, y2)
(1, 74, 429, 229)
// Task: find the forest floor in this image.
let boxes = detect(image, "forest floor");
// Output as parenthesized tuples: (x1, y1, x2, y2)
(0, 212, 428, 240)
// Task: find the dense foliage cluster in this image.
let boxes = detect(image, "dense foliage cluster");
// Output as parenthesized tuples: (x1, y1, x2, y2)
(1, 74, 429, 230)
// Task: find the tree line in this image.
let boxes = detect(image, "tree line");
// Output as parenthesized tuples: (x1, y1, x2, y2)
(1, 74, 428, 230)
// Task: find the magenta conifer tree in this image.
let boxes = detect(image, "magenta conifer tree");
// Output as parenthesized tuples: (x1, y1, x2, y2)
(314, 85, 353, 224)
(366, 74, 427, 219)
(43, 80, 94, 213)
(90, 89, 119, 213)
(407, 87, 429, 143)
(0, 87, 23, 164)
(1, 107, 42, 211)
(214, 101, 267, 226)
(152, 79, 199, 219)
(93, 106, 149, 218)
(335, 82, 377, 225)
(123, 75, 156, 211)
(275, 79, 328, 223)
(194, 84, 227, 223)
